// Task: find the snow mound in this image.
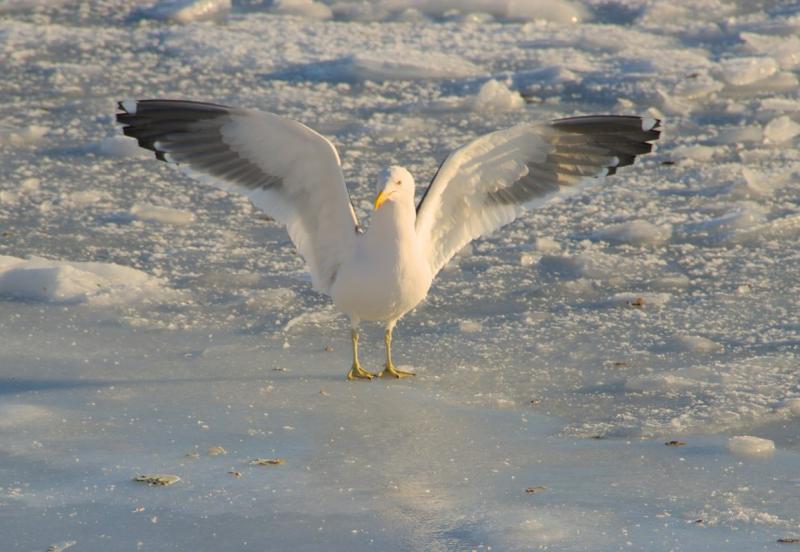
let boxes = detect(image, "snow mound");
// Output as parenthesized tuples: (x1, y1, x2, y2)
(763, 115, 800, 144)
(608, 292, 671, 308)
(670, 335, 723, 354)
(470, 79, 524, 112)
(140, 0, 231, 23)
(92, 135, 149, 158)
(344, 50, 485, 81)
(593, 220, 672, 246)
(459, 319, 483, 333)
(270, 0, 332, 19)
(740, 33, 800, 70)
(0, 124, 47, 147)
(784, 398, 800, 416)
(329, 0, 588, 23)
(0, 256, 178, 305)
(719, 56, 778, 87)
(727, 436, 775, 458)
(130, 203, 196, 226)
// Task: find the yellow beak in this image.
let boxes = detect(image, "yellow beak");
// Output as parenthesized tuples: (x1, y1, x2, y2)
(374, 190, 389, 210)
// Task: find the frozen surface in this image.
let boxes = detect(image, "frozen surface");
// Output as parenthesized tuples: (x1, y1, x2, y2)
(1, 0, 800, 550)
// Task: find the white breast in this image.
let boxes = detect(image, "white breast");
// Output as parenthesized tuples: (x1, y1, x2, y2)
(330, 201, 432, 323)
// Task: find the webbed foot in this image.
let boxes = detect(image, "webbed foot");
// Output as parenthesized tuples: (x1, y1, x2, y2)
(378, 363, 416, 379)
(347, 362, 376, 381)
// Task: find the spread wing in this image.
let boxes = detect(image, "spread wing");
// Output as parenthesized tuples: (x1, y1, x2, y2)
(117, 99, 360, 294)
(415, 115, 661, 276)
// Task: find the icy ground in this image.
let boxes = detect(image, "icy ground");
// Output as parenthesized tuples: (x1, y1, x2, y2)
(2, 0, 800, 550)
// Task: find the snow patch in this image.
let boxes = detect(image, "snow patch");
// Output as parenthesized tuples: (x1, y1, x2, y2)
(719, 56, 779, 87)
(459, 319, 482, 333)
(727, 436, 775, 458)
(470, 80, 524, 112)
(608, 292, 671, 308)
(783, 398, 800, 416)
(740, 33, 800, 71)
(671, 144, 720, 161)
(0, 124, 47, 147)
(0, 256, 177, 305)
(140, 0, 231, 23)
(270, 0, 332, 19)
(345, 50, 485, 81)
(670, 335, 723, 354)
(93, 135, 149, 158)
(593, 220, 672, 246)
(763, 115, 800, 144)
(130, 203, 196, 226)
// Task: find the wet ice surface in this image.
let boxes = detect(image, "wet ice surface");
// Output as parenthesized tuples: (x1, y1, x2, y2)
(2, 0, 800, 550)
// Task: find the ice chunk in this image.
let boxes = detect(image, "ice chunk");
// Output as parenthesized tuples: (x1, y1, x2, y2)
(0, 255, 177, 305)
(608, 292, 671, 308)
(625, 373, 697, 393)
(670, 335, 723, 354)
(346, 50, 485, 81)
(0, 124, 47, 147)
(763, 115, 800, 144)
(470, 79, 524, 112)
(533, 236, 560, 254)
(740, 33, 800, 70)
(713, 125, 763, 145)
(94, 135, 147, 158)
(270, 0, 332, 19)
(141, 0, 231, 23)
(593, 220, 672, 246)
(459, 319, 482, 333)
(719, 56, 778, 86)
(514, 65, 580, 95)
(727, 436, 775, 458)
(784, 398, 800, 416)
(330, 0, 587, 23)
(130, 203, 196, 226)
(671, 144, 719, 161)
(728, 168, 775, 199)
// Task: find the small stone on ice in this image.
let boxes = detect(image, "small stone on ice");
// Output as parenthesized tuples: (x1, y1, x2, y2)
(208, 446, 227, 456)
(727, 436, 775, 458)
(525, 486, 547, 494)
(134, 474, 181, 486)
(250, 458, 284, 466)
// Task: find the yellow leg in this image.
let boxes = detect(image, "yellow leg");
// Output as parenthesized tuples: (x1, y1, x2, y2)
(346, 328, 375, 381)
(379, 327, 415, 378)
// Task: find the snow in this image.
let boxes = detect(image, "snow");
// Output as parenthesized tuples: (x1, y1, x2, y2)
(470, 79, 525, 111)
(130, 203, 197, 225)
(728, 436, 776, 458)
(269, 0, 332, 19)
(719, 56, 779, 87)
(2, 0, 800, 550)
(763, 115, 800, 144)
(593, 220, 672, 246)
(0, 256, 177, 305)
(140, 0, 232, 23)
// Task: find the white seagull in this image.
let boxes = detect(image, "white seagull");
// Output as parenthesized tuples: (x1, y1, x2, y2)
(117, 100, 660, 380)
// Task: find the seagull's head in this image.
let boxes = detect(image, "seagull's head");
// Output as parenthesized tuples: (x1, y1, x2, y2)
(374, 166, 415, 211)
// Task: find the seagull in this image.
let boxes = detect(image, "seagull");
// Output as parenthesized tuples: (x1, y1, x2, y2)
(117, 100, 660, 380)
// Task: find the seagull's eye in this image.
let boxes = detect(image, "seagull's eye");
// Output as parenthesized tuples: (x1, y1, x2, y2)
(395, 180, 402, 186)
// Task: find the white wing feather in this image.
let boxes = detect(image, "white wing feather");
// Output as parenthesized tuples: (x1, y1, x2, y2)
(118, 100, 359, 294)
(415, 116, 660, 276)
